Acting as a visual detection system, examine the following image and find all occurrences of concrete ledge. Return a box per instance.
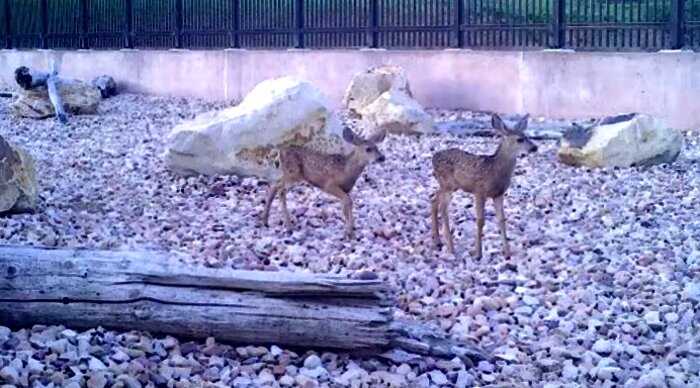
[0,49,697,129]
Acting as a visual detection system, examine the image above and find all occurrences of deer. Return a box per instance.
[430,113,537,259]
[262,127,386,240]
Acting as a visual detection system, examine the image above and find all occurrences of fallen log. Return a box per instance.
[15,65,67,124]
[11,65,101,123]
[0,246,488,364]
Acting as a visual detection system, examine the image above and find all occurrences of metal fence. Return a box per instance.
[1,0,698,51]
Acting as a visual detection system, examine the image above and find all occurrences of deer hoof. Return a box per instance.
[470,250,482,260]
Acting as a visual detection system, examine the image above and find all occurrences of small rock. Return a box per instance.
[87,372,108,388]
[303,354,322,369]
[638,369,667,388]
[477,361,495,373]
[428,370,448,385]
[455,371,475,388]
[270,345,283,357]
[644,311,664,330]
[88,357,108,371]
[0,366,19,385]
[562,364,579,381]
[593,339,613,355]
[0,327,11,343]
[279,375,295,386]
[522,295,540,306]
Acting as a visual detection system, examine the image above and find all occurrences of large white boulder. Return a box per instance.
[344,66,433,139]
[165,77,348,180]
[0,135,37,214]
[342,65,413,113]
[558,113,683,168]
[357,90,434,138]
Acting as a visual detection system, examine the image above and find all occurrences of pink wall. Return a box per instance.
[1,48,698,129]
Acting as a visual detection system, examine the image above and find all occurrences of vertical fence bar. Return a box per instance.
[551,0,565,48]
[175,0,183,48]
[670,0,685,49]
[454,0,463,47]
[231,0,239,47]
[80,0,89,49]
[3,0,11,49]
[125,0,133,48]
[370,0,379,47]
[296,0,304,48]
[40,0,48,48]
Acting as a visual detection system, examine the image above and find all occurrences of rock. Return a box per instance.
[270,345,283,357]
[279,374,295,386]
[455,371,475,388]
[91,75,118,99]
[0,366,19,385]
[477,361,495,373]
[117,374,142,388]
[562,363,579,381]
[0,135,38,214]
[644,311,664,330]
[592,339,613,355]
[0,326,10,343]
[357,90,434,138]
[11,77,102,119]
[683,282,700,303]
[558,113,683,168]
[343,65,413,113]
[638,369,668,388]
[522,295,540,306]
[597,366,622,380]
[295,374,319,388]
[165,76,348,180]
[371,371,406,387]
[27,357,44,373]
[303,354,322,369]
[428,370,448,385]
[88,356,108,370]
[87,372,108,388]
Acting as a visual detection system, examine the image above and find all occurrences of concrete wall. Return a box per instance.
[1,48,698,129]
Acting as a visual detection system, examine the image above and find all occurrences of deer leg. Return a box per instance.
[262,180,283,227]
[323,186,354,240]
[494,195,511,258]
[471,195,486,260]
[279,185,293,232]
[431,189,443,247]
[439,191,454,254]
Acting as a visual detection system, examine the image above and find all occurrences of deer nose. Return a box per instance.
[378,155,386,163]
[530,145,538,153]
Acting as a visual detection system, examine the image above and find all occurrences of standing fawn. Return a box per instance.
[262,127,386,240]
[431,113,537,259]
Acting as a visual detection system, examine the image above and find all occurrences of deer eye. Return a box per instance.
[517,138,526,143]
[366,147,373,152]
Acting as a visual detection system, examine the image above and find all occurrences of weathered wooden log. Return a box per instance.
[15,65,67,124]
[0,246,487,363]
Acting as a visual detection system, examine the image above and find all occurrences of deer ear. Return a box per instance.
[491,113,508,135]
[515,114,529,132]
[342,127,361,145]
[367,129,386,143]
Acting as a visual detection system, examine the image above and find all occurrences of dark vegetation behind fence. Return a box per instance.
[1,0,699,51]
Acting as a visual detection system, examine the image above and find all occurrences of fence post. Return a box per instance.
[124,0,133,48]
[551,0,565,49]
[454,0,464,48]
[175,0,183,48]
[3,0,11,49]
[296,0,304,48]
[40,0,48,49]
[231,0,240,48]
[370,0,379,48]
[80,0,89,49]
[670,0,686,49]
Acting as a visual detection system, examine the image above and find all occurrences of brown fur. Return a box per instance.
[262,127,386,239]
[431,113,537,259]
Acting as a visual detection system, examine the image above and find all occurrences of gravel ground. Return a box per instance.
[1,93,699,387]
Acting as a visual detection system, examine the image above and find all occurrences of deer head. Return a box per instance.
[491,113,538,155]
[342,127,386,164]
